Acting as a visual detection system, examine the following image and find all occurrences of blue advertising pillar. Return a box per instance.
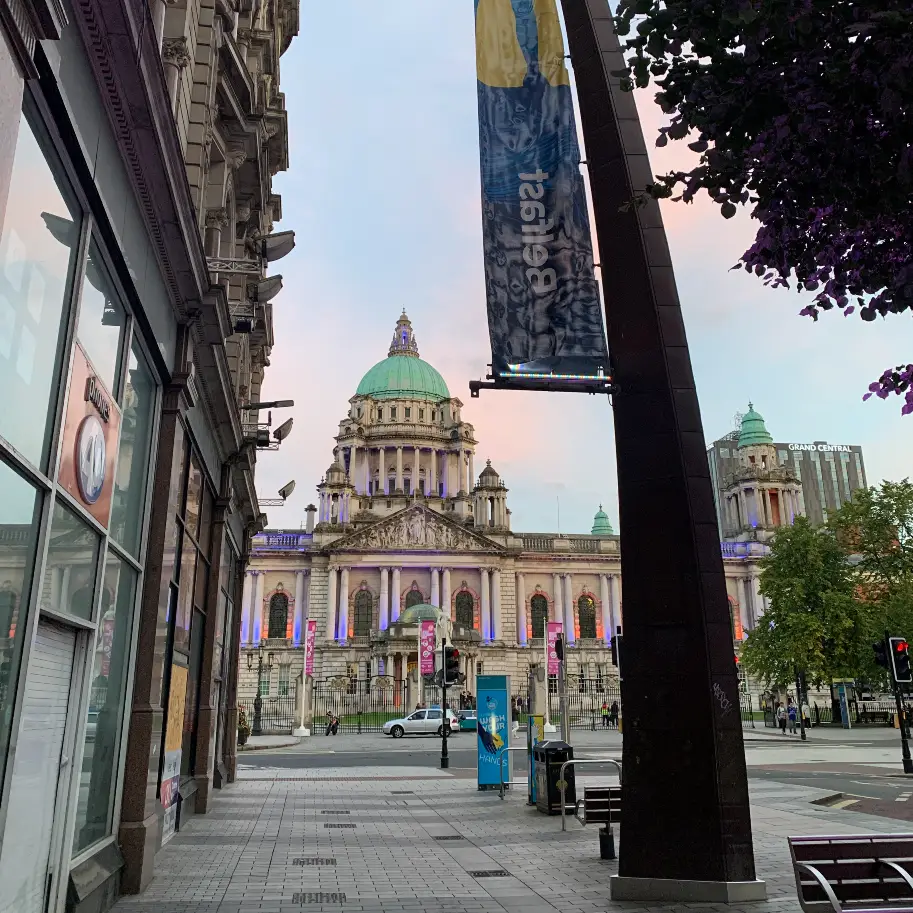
[477,675,510,791]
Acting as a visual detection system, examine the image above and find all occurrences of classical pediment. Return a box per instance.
[328,504,502,554]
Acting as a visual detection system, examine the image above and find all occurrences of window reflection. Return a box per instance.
[0,461,42,795]
[0,114,80,468]
[41,501,100,622]
[72,553,135,855]
[110,343,155,556]
[77,241,125,395]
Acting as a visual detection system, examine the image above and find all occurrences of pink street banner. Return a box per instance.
[304,619,317,675]
[547,622,563,675]
[420,620,436,675]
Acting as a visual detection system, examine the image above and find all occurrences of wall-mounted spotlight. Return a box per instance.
[251,275,283,304]
[262,230,296,263]
[273,418,293,443]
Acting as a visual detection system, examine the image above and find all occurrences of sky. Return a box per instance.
[256,1,912,536]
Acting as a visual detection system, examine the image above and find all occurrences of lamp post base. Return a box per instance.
[293,727,311,737]
[610,877,767,903]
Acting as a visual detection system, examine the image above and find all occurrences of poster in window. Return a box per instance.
[161,663,187,844]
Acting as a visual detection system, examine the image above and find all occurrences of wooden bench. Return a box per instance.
[574,786,621,827]
[789,834,913,913]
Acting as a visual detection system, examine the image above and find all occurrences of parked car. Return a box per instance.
[458,710,477,731]
[383,707,460,738]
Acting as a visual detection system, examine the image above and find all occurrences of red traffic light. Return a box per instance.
[734,654,740,664]
[896,641,909,653]
[451,648,460,659]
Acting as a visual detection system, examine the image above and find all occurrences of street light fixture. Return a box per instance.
[251,640,275,737]
[247,400,295,410]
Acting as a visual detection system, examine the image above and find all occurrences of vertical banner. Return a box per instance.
[161,663,188,844]
[474,0,609,380]
[547,621,562,675]
[304,619,317,675]
[476,674,510,790]
[419,620,436,676]
[528,713,545,804]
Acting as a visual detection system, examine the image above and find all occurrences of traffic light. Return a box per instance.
[610,637,618,667]
[444,645,461,685]
[890,637,912,683]
[874,640,889,669]
[555,634,565,662]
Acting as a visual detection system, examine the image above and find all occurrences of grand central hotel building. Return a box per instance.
[243,317,815,711]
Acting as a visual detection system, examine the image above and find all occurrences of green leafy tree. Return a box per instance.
[740,518,865,687]
[830,480,913,683]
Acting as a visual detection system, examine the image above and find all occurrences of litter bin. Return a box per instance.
[534,740,575,815]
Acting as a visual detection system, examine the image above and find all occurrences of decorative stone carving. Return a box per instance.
[205,208,229,229]
[227,145,247,170]
[162,36,192,69]
[330,505,501,553]
[235,200,252,224]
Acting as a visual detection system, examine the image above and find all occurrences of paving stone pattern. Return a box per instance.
[110,770,898,913]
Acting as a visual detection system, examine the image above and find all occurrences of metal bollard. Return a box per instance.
[599,826,616,859]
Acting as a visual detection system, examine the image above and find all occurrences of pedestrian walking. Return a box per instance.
[601,702,610,729]
[609,700,619,729]
[776,702,787,734]
[788,700,798,735]
[802,700,811,729]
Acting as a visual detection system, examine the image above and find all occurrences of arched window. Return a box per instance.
[405,589,424,610]
[530,594,548,638]
[577,595,597,639]
[455,591,474,627]
[268,592,289,639]
[353,590,373,637]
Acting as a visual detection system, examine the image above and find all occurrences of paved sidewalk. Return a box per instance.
[111,767,900,913]
[240,736,302,752]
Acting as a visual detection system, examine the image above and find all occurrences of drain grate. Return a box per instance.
[390,790,413,795]
[469,870,510,878]
[433,835,465,841]
[293,858,337,866]
[324,823,356,829]
[320,810,350,815]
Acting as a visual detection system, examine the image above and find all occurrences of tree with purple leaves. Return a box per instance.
[612,0,913,413]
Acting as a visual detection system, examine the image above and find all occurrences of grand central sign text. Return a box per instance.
[787,443,853,453]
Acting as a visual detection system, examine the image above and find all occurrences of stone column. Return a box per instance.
[253,572,265,644]
[430,568,440,607]
[395,447,404,492]
[563,574,575,643]
[552,573,563,625]
[491,568,502,641]
[480,568,491,641]
[742,577,754,631]
[516,573,527,645]
[241,571,253,644]
[430,450,437,496]
[414,446,420,494]
[391,567,401,621]
[600,574,611,646]
[379,568,390,629]
[162,36,191,112]
[379,446,386,495]
[338,567,350,643]
[442,568,452,619]
[469,452,475,491]
[294,570,306,645]
[326,567,338,640]
[752,574,764,624]
[458,448,465,493]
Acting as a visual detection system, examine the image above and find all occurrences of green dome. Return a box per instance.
[591,504,614,535]
[356,312,450,402]
[396,603,441,624]
[737,402,773,448]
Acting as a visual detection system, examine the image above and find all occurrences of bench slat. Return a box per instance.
[801,881,913,903]
[794,843,913,863]
[799,862,913,882]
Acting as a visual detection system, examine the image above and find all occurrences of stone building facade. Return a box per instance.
[0,0,298,908]
[242,315,769,714]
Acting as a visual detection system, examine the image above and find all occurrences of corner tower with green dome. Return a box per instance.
[318,312,482,528]
[717,403,802,543]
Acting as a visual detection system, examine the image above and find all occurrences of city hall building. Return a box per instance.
[242,315,771,718]
[0,0,298,910]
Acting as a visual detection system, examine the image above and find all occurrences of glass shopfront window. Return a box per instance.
[77,240,126,394]
[41,501,101,622]
[72,551,136,855]
[0,460,42,796]
[0,112,81,470]
[110,342,155,556]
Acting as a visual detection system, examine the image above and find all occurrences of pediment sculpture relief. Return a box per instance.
[332,505,500,553]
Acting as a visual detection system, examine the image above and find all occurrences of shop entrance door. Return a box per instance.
[0,620,78,913]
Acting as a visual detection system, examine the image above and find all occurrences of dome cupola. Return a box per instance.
[737,403,774,448]
[591,505,614,535]
[478,459,500,486]
[355,312,450,402]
